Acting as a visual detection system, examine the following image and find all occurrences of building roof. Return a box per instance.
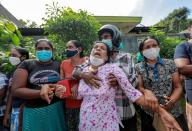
[94,16,142,34]
[19,28,46,36]
[0,3,25,28]
[129,26,165,34]
[19,16,143,36]
[19,26,159,36]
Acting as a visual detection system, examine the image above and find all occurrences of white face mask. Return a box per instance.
[143,48,160,60]
[9,57,21,66]
[90,55,105,66]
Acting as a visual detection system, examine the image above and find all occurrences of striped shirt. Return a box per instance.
[112,52,137,120]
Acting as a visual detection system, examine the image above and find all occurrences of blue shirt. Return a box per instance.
[174,42,192,104]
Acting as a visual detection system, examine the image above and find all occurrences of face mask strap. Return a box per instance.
[73,49,80,57]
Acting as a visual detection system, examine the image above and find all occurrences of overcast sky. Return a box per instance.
[1,0,192,26]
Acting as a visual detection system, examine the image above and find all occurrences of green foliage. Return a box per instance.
[0,18,23,74]
[149,27,183,59]
[0,36,37,74]
[22,37,36,58]
[43,2,101,60]
[0,18,22,49]
[155,7,191,33]
[149,27,166,42]
[0,51,15,74]
[160,37,183,59]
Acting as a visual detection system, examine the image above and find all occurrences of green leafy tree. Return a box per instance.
[43,2,101,60]
[155,7,191,33]
[0,18,22,49]
[0,18,23,74]
[149,27,183,59]
[22,37,36,58]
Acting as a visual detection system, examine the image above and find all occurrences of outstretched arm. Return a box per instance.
[113,65,182,130]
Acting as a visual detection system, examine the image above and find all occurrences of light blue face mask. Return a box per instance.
[118,42,124,50]
[102,39,113,50]
[36,50,53,62]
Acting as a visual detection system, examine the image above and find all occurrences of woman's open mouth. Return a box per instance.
[94,52,101,57]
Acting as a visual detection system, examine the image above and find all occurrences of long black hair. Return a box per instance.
[15,47,29,59]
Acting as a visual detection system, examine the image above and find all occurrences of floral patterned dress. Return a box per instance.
[78,63,142,131]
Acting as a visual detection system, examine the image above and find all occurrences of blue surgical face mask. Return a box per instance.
[36,50,53,62]
[102,39,113,50]
[118,42,124,49]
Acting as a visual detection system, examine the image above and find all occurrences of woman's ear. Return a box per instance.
[78,47,82,52]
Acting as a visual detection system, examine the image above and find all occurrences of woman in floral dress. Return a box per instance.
[77,41,182,131]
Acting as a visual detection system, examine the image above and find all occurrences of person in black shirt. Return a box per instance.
[11,39,66,131]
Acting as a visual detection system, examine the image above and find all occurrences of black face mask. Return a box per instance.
[65,50,78,58]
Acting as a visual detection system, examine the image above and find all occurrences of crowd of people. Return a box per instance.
[0,24,191,131]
